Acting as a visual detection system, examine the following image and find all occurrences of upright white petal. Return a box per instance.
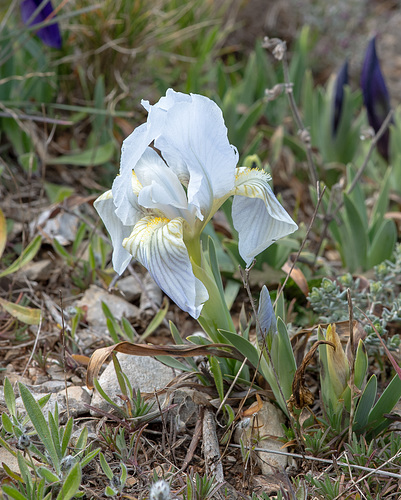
[113,101,172,225]
[135,147,194,223]
[94,191,133,274]
[142,88,191,113]
[232,168,298,265]
[123,216,208,318]
[154,94,238,220]
[113,123,150,225]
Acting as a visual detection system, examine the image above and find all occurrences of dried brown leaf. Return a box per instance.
[281,260,309,296]
[288,340,334,412]
[86,341,246,389]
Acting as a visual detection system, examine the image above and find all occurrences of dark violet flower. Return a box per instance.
[332,60,349,136]
[361,36,392,160]
[20,0,62,49]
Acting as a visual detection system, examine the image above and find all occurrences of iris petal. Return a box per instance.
[113,123,149,226]
[232,168,298,265]
[142,88,191,113]
[154,93,238,220]
[94,191,133,274]
[21,0,62,49]
[361,37,392,160]
[123,216,208,318]
[135,147,193,222]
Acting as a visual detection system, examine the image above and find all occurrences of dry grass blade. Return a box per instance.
[86,341,247,389]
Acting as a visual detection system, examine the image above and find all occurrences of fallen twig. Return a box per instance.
[203,408,224,483]
[228,444,401,480]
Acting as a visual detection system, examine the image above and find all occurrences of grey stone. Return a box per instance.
[16,390,67,422]
[139,274,162,311]
[46,363,67,381]
[116,275,142,302]
[71,419,98,444]
[234,401,287,475]
[29,380,67,393]
[18,259,52,281]
[171,388,199,432]
[76,285,140,326]
[57,386,91,418]
[15,385,91,424]
[90,353,177,416]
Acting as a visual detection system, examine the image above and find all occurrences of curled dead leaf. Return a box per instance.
[281,260,309,296]
[86,341,247,389]
[241,394,263,418]
[70,354,91,366]
[287,340,334,413]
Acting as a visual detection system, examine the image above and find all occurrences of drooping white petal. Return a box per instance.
[232,168,298,265]
[154,93,238,220]
[94,191,133,274]
[123,216,208,318]
[135,147,194,223]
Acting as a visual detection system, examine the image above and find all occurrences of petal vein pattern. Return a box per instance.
[232,168,298,265]
[123,216,208,317]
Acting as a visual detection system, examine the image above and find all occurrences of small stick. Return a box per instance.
[59,290,70,419]
[274,182,326,306]
[21,308,43,379]
[262,36,318,187]
[203,408,224,483]
[180,407,204,472]
[347,289,355,445]
[282,55,318,187]
[239,264,305,456]
[154,390,176,467]
[228,444,401,480]
[332,448,401,500]
[215,357,248,419]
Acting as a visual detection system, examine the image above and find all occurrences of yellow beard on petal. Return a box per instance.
[140,216,170,243]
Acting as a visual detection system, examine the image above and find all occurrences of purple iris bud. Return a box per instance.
[332,60,349,136]
[20,0,62,49]
[361,36,391,160]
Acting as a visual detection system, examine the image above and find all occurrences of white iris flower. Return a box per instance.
[95,89,297,318]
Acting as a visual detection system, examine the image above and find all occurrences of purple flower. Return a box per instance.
[361,36,391,160]
[332,60,349,136]
[20,0,62,49]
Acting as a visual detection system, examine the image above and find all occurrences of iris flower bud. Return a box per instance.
[361,37,392,160]
[256,286,277,347]
[332,60,349,136]
[20,0,62,49]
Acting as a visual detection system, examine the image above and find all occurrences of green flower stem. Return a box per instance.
[191,257,236,340]
[184,234,202,268]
